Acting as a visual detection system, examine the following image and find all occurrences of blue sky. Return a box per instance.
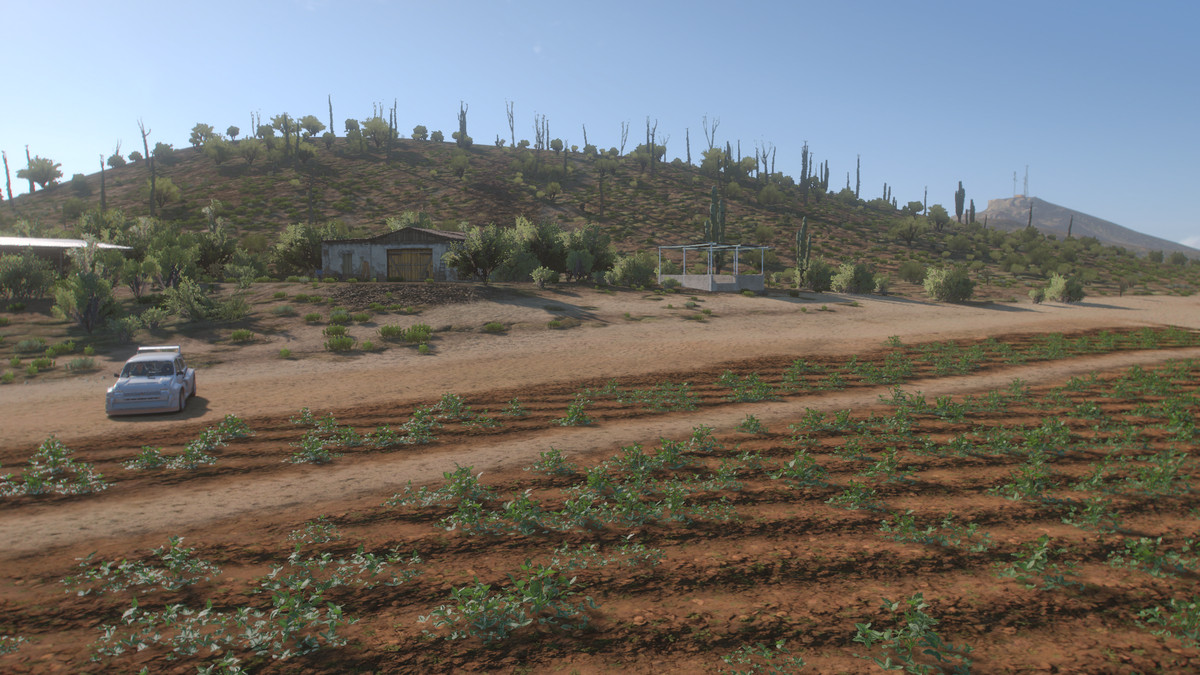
[3,0,1197,248]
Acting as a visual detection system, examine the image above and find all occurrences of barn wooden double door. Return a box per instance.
[387,249,432,281]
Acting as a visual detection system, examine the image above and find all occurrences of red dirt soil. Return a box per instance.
[1,290,1199,673]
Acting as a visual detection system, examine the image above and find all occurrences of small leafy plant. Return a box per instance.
[852,593,973,674]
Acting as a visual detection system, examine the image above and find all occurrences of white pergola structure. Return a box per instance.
[656,242,770,293]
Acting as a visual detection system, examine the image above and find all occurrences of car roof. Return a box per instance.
[125,352,180,363]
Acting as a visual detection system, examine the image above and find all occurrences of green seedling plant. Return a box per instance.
[719,638,806,674]
[0,435,109,497]
[289,516,342,544]
[419,561,596,643]
[527,447,579,477]
[826,480,882,511]
[62,536,221,595]
[386,465,496,508]
[502,398,528,417]
[880,511,994,553]
[554,395,593,426]
[861,447,916,483]
[93,541,421,667]
[1108,537,1198,578]
[548,537,665,570]
[399,405,442,444]
[737,414,767,434]
[0,635,26,655]
[852,593,973,674]
[689,425,723,453]
[1138,597,1200,647]
[716,370,778,402]
[769,450,828,487]
[1124,449,1191,495]
[989,449,1055,501]
[995,534,1080,590]
[124,445,167,470]
[1058,494,1123,532]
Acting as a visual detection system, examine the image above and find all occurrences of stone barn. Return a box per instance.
[320,227,467,281]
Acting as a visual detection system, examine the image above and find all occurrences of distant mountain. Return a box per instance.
[979,196,1198,257]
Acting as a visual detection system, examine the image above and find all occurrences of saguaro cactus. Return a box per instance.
[704,185,725,244]
[794,216,811,288]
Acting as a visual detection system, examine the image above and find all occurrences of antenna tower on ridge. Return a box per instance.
[1013,171,1017,197]
[1023,165,1029,198]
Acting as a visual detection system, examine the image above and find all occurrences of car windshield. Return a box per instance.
[121,361,174,378]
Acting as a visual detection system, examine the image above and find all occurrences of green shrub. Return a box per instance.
[272,291,287,299]
[15,337,45,353]
[403,323,433,343]
[278,348,293,359]
[352,312,372,323]
[328,309,351,325]
[325,335,356,352]
[378,324,403,340]
[1,372,14,384]
[923,267,975,302]
[272,304,297,317]
[482,322,505,333]
[530,266,559,289]
[361,340,376,351]
[1029,287,1046,304]
[139,306,170,330]
[898,260,926,284]
[45,340,75,357]
[29,356,54,371]
[417,343,431,355]
[66,357,95,372]
[805,259,834,292]
[605,251,657,287]
[9,356,20,368]
[830,262,876,294]
[874,274,891,295]
[230,329,254,343]
[323,325,347,337]
[304,312,322,323]
[0,316,8,326]
[1046,273,1085,303]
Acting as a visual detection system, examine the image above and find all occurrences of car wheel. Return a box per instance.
[178,388,187,413]
[190,379,197,399]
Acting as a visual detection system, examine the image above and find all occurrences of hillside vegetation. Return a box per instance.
[2,123,1198,301]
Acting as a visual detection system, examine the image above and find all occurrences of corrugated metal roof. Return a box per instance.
[0,236,131,250]
[324,227,467,245]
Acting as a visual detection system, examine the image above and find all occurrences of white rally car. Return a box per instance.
[106,346,197,416]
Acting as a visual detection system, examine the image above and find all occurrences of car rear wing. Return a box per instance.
[136,345,182,354]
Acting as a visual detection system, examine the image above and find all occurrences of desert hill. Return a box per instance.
[980,196,1198,257]
[0,135,1197,297]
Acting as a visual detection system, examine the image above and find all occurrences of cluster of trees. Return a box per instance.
[442,217,622,285]
[0,201,358,335]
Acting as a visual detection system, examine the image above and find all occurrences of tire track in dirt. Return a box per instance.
[3,345,1198,558]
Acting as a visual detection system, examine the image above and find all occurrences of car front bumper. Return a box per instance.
[106,393,176,416]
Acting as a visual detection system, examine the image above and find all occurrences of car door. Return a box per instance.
[175,356,194,396]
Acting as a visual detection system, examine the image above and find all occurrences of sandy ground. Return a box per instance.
[1,289,1196,557]
[4,288,1200,673]
[3,290,1196,450]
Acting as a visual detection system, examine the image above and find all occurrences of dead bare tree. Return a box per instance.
[702,114,719,150]
[99,155,106,213]
[138,119,156,217]
[2,150,13,205]
[619,121,629,155]
[506,100,515,147]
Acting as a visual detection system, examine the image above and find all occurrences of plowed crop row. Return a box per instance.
[2,327,1199,673]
